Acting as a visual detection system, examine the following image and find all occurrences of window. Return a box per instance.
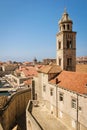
[67,58,72,66]
[70,41,72,48]
[67,40,72,49]
[67,40,70,49]
[63,24,65,30]
[67,24,69,30]
[71,99,76,109]
[58,41,61,49]
[50,88,53,96]
[78,106,82,111]
[59,58,61,66]
[43,85,46,92]
[59,93,64,101]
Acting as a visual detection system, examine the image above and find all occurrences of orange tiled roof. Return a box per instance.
[50,71,87,94]
[15,66,38,77]
[39,65,61,74]
[24,79,32,85]
[22,67,38,77]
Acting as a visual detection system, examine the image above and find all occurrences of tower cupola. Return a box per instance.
[59,10,73,32]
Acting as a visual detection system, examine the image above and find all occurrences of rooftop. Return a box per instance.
[38,65,61,74]
[15,66,38,77]
[50,71,87,95]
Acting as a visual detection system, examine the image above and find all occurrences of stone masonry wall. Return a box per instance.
[0,88,31,130]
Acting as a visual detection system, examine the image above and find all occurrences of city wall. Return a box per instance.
[0,88,31,130]
[26,100,43,130]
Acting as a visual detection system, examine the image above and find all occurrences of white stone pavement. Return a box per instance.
[32,103,71,130]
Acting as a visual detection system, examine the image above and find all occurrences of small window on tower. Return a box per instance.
[59,58,61,66]
[70,41,72,48]
[67,58,72,66]
[63,25,65,30]
[67,40,70,49]
[67,40,72,49]
[59,41,61,49]
[67,24,69,30]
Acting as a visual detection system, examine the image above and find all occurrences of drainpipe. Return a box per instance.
[56,78,58,117]
[77,93,79,130]
[32,80,35,100]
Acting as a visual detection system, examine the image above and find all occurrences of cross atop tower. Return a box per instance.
[64,7,67,13]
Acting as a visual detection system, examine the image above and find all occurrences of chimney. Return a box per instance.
[56,78,58,84]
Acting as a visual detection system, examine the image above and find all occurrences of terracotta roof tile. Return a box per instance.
[39,65,61,74]
[22,67,38,77]
[15,66,38,77]
[50,71,87,95]
[24,79,32,85]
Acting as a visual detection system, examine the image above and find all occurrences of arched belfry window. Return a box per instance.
[67,24,69,30]
[59,58,61,66]
[63,25,65,30]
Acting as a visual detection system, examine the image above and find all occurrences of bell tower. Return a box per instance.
[56,10,76,71]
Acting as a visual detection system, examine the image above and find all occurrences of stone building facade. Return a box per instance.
[33,68,87,130]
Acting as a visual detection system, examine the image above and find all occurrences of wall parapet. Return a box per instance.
[26,100,43,130]
[0,88,31,130]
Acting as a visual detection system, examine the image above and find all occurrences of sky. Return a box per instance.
[0,0,87,62]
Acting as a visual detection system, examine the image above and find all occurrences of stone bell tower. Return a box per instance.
[56,10,76,71]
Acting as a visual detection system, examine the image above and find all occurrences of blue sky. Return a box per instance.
[0,0,87,62]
